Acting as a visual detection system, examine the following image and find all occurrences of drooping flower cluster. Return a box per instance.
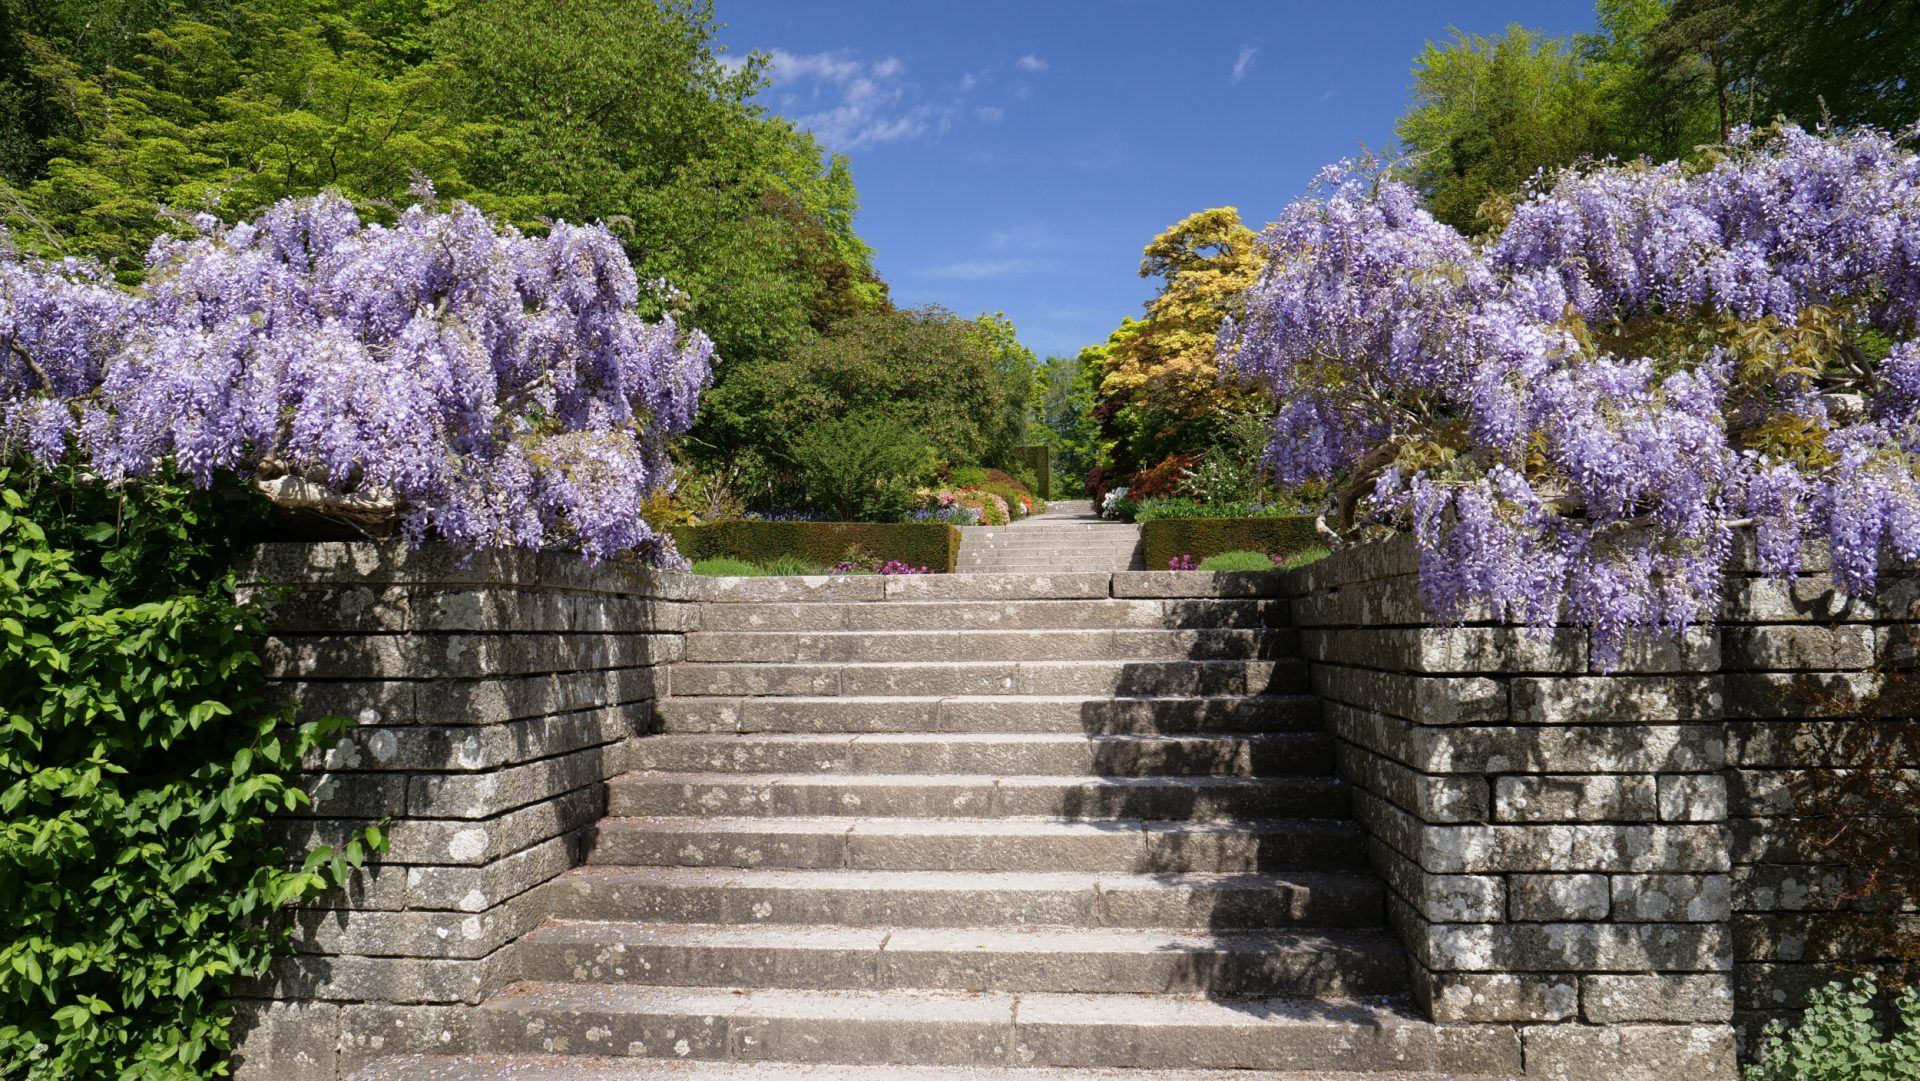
[0,195,714,563]
[1222,125,1920,662]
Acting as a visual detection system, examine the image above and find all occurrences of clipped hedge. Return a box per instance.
[1140,515,1320,570]
[671,521,962,573]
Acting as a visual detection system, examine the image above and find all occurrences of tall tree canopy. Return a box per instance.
[1394,0,1919,235]
[0,0,882,366]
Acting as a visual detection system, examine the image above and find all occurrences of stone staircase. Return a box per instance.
[957,499,1145,573]
[355,574,1517,1078]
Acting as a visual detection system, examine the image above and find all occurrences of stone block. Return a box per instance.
[337,1003,476,1071]
[1512,676,1722,725]
[1339,743,1490,822]
[405,745,613,819]
[1494,775,1658,823]
[1508,874,1610,921]
[1419,821,1731,875]
[1725,625,1875,672]
[1109,570,1286,598]
[1582,974,1733,1023]
[1612,874,1732,922]
[1422,921,1730,973]
[1327,702,1724,775]
[1724,671,1879,719]
[1417,972,1577,1023]
[1724,576,1875,622]
[1520,1022,1737,1081]
[1659,774,1728,822]
[1371,839,1506,923]
[1312,665,1508,726]
[1599,628,1721,674]
[230,1000,340,1081]
[1434,1023,1526,1072]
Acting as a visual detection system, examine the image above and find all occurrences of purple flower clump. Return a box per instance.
[1,195,714,565]
[1222,125,1920,665]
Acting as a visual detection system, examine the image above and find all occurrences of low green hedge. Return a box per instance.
[1140,515,1320,570]
[670,521,962,573]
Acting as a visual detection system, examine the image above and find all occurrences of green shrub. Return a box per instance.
[1745,976,1920,1080]
[0,464,372,1079]
[1275,546,1331,571]
[761,554,827,576]
[1197,550,1278,571]
[690,557,764,577]
[1140,515,1320,569]
[788,412,935,522]
[672,521,960,572]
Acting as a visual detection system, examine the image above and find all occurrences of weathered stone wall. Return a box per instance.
[1720,547,1920,1045]
[229,543,695,1080]
[1286,536,1919,1072]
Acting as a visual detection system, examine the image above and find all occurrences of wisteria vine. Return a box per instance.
[1222,124,1920,663]
[1,194,714,564]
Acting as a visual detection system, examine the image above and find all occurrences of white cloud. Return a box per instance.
[921,257,1060,280]
[975,106,1005,123]
[761,49,940,148]
[985,223,1063,251]
[1016,54,1049,73]
[1231,44,1258,84]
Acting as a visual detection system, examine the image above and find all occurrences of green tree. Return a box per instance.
[697,306,1019,505]
[1395,25,1616,233]
[436,0,880,365]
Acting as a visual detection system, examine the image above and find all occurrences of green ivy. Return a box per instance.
[0,463,376,1079]
[1746,976,1920,1081]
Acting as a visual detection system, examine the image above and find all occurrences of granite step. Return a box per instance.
[471,984,1507,1071]
[585,815,1371,873]
[694,571,1286,604]
[652,694,1322,735]
[625,732,1334,777]
[605,771,1349,821]
[545,867,1384,929]
[352,1055,1520,1081]
[665,659,1307,698]
[678,628,1294,664]
[517,921,1409,997]
[694,598,1287,632]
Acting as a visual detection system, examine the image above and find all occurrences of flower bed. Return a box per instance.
[669,521,961,573]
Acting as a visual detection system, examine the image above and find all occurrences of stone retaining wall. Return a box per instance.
[229,543,696,1080]
[1285,535,1919,1072]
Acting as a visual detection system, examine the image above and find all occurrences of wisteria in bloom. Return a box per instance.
[1222,124,1920,664]
[0,195,714,564]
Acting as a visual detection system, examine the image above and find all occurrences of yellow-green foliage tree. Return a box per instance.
[1090,206,1269,485]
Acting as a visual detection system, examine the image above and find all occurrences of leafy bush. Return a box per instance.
[0,465,372,1079]
[1744,976,1920,1081]
[787,412,935,522]
[1128,453,1199,501]
[700,307,1024,500]
[1197,550,1279,571]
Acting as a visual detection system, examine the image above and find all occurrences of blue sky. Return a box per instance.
[714,1,1600,358]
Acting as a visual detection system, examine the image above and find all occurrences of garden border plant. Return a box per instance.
[1140,515,1320,571]
[0,465,377,1079]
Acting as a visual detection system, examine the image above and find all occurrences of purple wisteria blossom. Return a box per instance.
[1,195,714,564]
[1223,125,1920,664]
